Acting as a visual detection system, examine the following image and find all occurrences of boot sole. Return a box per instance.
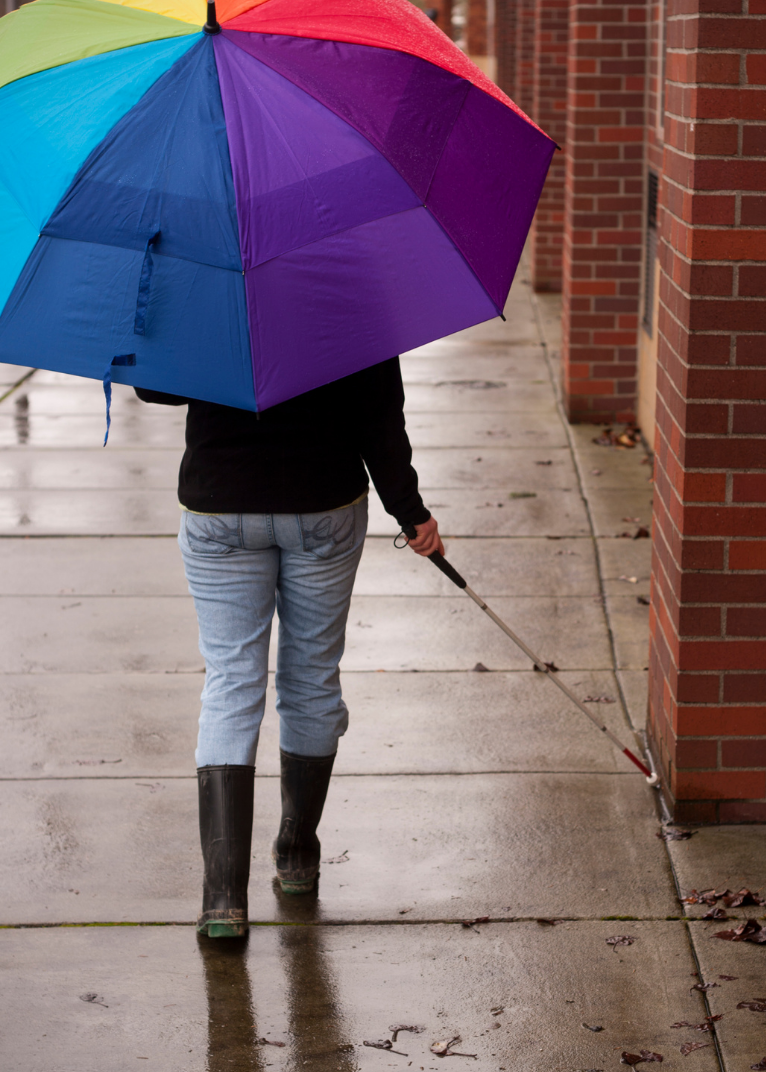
[197,919,248,938]
[278,877,316,895]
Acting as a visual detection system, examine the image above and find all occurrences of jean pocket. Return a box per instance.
[299,505,357,559]
[181,513,241,555]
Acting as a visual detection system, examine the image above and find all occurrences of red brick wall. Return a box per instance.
[529,0,569,291]
[435,0,453,39]
[560,0,648,422]
[515,0,536,113]
[495,0,518,96]
[467,0,489,56]
[648,0,766,823]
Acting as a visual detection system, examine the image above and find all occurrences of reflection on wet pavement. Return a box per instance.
[272,882,356,1072]
[14,392,29,445]
[197,884,355,1072]
[198,935,263,1072]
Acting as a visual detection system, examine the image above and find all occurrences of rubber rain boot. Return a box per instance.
[197,764,254,938]
[272,749,336,894]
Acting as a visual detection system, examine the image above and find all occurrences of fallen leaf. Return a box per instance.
[582,1023,604,1032]
[533,661,560,673]
[592,427,642,449]
[619,575,638,584]
[620,1053,644,1065]
[737,999,766,1012]
[431,1037,461,1055]
[750,1059,766,1070]
[637,595,650,605]
[721,887,766,908]
[714,919,766,943]
[79,993,108,1008]
[398,908,412,915]
[536,917,564,926]
[322,849,349,865]
[536,460,553,466]
[461,916,490,929]
[508,491,537,499]
[670,1016,722,1032]
[690,982,720,992]
[473,662,490,672]
[633,527,650,539]
[719,975,738,981]
[703,907,729,921]
[257,1038,286,1047]
[490,1006,505,1015]
[656,829,695,841]
[616,432,639,448]
[592,429,615,447]
[606,935,638,948]
[389,1024,424,1042]
[680,1042,710,1056]
[583,695,616,704]
[364,1039,408,1056]
[682,889,721,906]
[639,1052,663,1063]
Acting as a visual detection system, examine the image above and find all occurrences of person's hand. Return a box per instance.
[407,517,444,557]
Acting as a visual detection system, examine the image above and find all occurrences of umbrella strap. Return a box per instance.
[134,231,161,336]
[102,354,136,446]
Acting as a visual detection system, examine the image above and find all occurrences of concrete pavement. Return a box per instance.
[0,274,764,1071]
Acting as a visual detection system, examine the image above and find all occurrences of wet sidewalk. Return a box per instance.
[1,273,764,1071]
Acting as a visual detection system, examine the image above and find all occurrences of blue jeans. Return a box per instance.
[179,499,368,767]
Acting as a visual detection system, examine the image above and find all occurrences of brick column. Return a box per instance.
[467,0,488,57]
[649,0,766,822]
[529,0,569,291]
[495,0,518,98]
[561,0,648,422]
[514,0,536,114]
[434,0,453,39]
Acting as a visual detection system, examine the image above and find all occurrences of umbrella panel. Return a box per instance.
[0,37,254,410]
[0,33,199,314]
[221,30,470,204]
[0,0,197,91]
[213,33,420,270]
[246,205,497,410]
[427,85,556,310]
[221,30,555,311]
[45,38,241,272]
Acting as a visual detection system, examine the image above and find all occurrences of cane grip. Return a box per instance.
[401,525,468,590]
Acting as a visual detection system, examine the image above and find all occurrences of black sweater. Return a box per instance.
[135,357,430,527]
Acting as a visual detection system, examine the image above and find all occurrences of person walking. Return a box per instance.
[136,357,442,938]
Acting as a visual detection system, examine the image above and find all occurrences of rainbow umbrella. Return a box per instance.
[0,0,555,413]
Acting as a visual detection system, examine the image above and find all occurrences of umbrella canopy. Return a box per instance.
[0,0,555,411]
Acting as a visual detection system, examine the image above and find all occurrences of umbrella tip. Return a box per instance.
[203,1,221,33]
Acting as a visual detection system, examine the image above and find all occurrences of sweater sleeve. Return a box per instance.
[351,358,430,529]
[134,387,190,406]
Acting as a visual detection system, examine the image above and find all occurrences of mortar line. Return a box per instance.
[0,916,700,930]
[0,769,640,782]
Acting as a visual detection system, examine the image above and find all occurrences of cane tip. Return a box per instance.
[646,772,660,787]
